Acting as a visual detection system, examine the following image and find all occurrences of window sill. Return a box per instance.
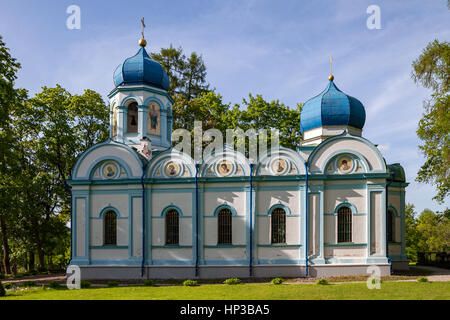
[90,245,128,249]
[324,243,367,247]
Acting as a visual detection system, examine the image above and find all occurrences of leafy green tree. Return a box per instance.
[405,204,419,261]
[0,35,28,274]
[415,209,450,252]
[412,39,450,203]
[238,94,302,150]
[151,45,210,100]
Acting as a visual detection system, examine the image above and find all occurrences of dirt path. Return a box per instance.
[411,265,450,282]
[2,274,66,284]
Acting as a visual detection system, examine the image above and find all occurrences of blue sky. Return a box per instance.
[1,0,449,214]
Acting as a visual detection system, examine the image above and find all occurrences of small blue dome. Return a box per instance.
[300,80,366,133]
[113,47,170,90]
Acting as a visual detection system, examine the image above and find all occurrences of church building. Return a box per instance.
[68,34,408,280]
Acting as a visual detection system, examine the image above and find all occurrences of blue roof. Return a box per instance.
[300,80,366,133]
[113,47,170,91]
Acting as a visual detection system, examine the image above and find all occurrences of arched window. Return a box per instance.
[338,206,352,243]
[387,209,395,242]
[271,208,286,244]
[165,209,179,245]
[218,208,232,244]
[127,101,138,133]
[104,211,117,245]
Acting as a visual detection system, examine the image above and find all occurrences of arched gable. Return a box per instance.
[147,148,195,178]
[72,140,144,180]
[200,144,250,177]
[307,131,386,174]
[119,94,143,107]
[213,204,238,217]
[255,146,305,176]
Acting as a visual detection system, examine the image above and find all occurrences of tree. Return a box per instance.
[405,204,419,261]
[415,209,450,252]
[238,94,302,150]
[0,35,27,274]
[411,39,450,203]
[151,45,210,100]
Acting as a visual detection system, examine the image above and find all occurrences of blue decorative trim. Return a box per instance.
[308,131,387,173]
[120,94,144,107]
[334,201,358,214]
[161,205,183,217]
[213,204,238,217]
[267,203,291,216]
[98,206,121,218]
[71,140,144,180]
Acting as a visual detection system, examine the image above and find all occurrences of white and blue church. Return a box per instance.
[68,37,409,280]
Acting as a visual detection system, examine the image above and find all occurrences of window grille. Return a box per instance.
[218,209,232,244]
[271,208,286,244]
[165,209,179,245]
[338,207,352,243]
[104,211,117,245]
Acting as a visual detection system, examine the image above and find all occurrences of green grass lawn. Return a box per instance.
[2,281,449,300]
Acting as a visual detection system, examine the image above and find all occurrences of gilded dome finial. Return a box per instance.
[139,17,147,47]
[328,55,334,81]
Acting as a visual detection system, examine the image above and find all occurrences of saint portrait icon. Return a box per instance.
[217,160,232,176]
[164,161,180,177]
[270,158,288,175]
[338,157,353,173]
[103,163,118,179]
[147,102,160,135]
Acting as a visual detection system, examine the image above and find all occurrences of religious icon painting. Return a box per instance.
[216,159,233,177]
[270,158,288,175]
[103,162,118,179]
[164,161,180,177]
[147,101,161,136]
[338,156,353,174]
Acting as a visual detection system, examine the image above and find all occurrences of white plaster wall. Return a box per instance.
[325,248,366,257]
[75,145,142,178]
[257,217,270,245]
[286,216,300,244]
[90,249,128,260]
[152,219,164,245]
[152,248,192,260]
[257,189,300,215]
[257,248,299,260]
[324,188,366,213]
[204,191,246,216]
[324,216,336,244]
[151,192,193,217]
[180,218,192,246]
[91,194,129,218]
[90,220,102,246]
[204,248,246,260]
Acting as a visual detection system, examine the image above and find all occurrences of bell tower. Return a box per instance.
[108,19,173,154]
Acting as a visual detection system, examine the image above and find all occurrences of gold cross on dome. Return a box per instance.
[141,17,146,39]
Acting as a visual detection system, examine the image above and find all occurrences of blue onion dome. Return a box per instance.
[300,78,366,133]
[113,45,170,90]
